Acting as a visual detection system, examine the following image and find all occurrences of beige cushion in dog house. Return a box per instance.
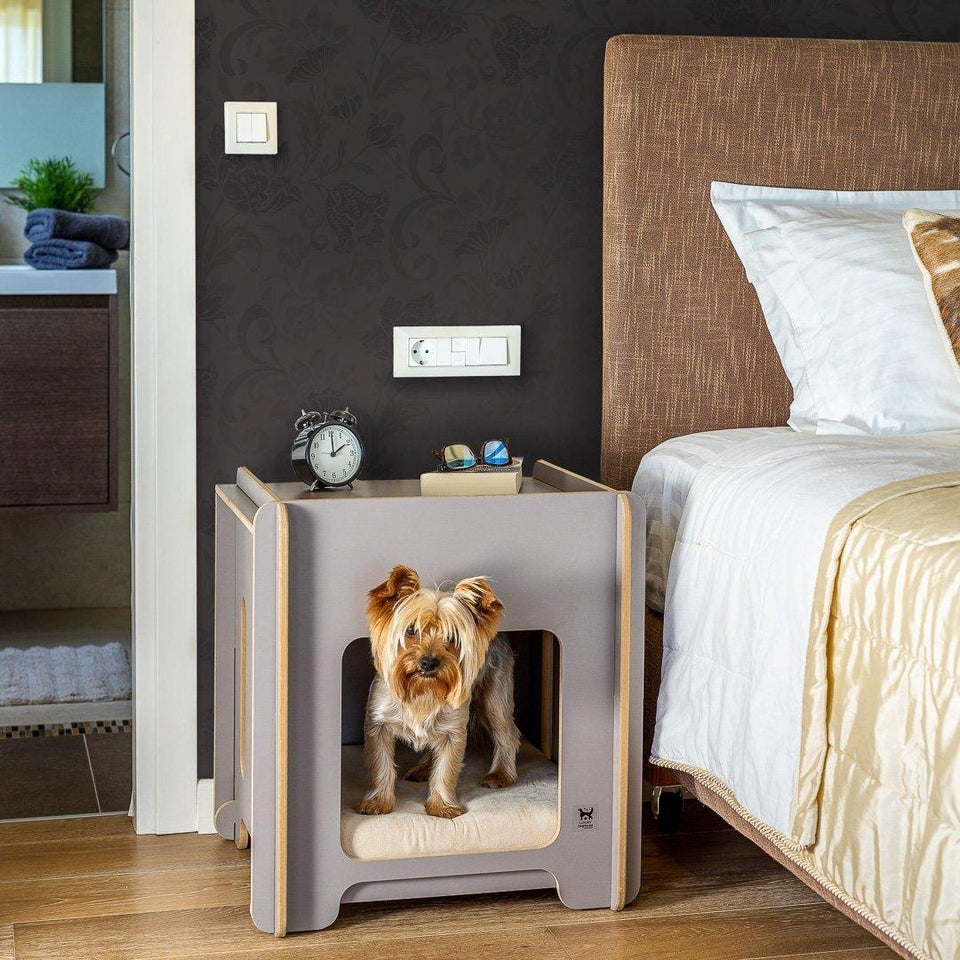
[340,742,559,861]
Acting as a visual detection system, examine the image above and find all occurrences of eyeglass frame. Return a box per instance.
[430,439,512,471]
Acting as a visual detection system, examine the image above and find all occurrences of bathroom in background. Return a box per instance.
[0,0,132,819]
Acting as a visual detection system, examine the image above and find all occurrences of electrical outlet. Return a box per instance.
[409,338,437,367]
[393,325,521,378]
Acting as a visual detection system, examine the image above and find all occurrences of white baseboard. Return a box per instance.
[196,779,216,834]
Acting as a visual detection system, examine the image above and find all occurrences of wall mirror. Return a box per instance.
[0,0,103,84]
[0,0,106,188]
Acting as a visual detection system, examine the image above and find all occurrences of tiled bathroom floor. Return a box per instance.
[0,732,131,820]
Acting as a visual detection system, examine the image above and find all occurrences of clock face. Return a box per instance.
[308,425,362,486]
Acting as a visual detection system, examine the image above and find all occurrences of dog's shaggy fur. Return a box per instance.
[355,565,521,819]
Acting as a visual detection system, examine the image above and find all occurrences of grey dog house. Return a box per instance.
[213,461,644,935]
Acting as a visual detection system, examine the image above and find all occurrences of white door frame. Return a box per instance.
[130,0,200,834]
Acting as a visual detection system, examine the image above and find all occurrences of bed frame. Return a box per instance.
[601,34,960,960]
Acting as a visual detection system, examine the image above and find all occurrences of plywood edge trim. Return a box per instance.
[612,492,632,910]
[215,485,255,533]
[238,465,281,505]
[274,503,289,937]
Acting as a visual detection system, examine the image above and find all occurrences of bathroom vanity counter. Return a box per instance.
[0,264,117,296]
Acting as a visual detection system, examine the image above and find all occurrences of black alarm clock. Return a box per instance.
[291,408,364,490]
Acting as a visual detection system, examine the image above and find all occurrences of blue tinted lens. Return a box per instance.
[483,440,509,465]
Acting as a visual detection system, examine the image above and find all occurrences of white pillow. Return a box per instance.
[744,205,960,435]
[711,182,960,432]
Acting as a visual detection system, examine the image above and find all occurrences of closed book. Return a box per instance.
[420,458,523,496]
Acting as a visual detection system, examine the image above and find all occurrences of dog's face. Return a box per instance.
[366,565,504,708]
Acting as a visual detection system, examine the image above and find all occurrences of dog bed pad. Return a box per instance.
[340,741,559,860]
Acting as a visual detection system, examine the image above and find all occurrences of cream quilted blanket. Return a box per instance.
[799,477,960,960]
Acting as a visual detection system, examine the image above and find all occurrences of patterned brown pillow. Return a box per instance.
[903,208,960,370]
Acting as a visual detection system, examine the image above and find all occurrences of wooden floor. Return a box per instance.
[0,802,897,960]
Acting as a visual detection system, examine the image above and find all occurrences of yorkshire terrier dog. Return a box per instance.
[355,565,521,819]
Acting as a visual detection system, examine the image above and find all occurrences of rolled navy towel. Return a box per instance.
[24,239,119,270]
[24,208,130,250]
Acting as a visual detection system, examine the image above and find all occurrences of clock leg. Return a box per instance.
[308,480,354,492]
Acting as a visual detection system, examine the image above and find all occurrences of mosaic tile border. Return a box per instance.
[0,719,131,739]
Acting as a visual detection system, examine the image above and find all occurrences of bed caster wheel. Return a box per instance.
[651,786,684,832]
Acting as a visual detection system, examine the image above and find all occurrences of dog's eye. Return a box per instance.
[445,635,457,647]
[405,624,417,637]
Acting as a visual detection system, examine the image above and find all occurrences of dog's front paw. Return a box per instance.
[480,769,517,789]
[354,793,395,816]
[424,797,467,819]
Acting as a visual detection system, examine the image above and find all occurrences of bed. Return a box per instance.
[602,35,960,960]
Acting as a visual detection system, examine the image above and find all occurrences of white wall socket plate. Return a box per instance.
[392,325,521,378]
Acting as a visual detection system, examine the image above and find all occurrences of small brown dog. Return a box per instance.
[355,565,521,819]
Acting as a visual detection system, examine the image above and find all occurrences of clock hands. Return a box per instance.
[323,434,349,457]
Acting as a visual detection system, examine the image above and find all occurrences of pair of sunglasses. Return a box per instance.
[432,439,511,470]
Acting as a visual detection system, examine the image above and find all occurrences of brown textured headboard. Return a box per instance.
[601,34,960,490]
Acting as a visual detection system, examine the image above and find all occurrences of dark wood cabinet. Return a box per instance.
[0,294,118,510]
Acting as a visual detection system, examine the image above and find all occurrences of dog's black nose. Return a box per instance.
[418,656,439,673]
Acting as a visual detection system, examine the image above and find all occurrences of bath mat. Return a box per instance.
[0,642,131,707]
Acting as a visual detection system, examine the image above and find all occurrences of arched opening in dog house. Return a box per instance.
[339,631,561,861]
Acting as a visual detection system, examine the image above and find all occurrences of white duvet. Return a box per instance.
[651,431,960,843]
[633,426,791,611]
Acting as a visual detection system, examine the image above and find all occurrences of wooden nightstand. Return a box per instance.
[213,460,644,935]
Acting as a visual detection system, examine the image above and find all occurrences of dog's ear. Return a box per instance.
[368,565,421,620]
[453,576,503,634]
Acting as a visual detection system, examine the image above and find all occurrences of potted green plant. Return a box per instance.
[6,156,99,213]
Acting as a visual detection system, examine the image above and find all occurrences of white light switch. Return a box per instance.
[479,337,508,365]
[224,101,278,155]
[392,325,521,377]
[236,112,269,143]
[236,112,253,142]
[249,112,268,142]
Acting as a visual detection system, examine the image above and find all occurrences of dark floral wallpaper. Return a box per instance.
[195,0,960,774]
